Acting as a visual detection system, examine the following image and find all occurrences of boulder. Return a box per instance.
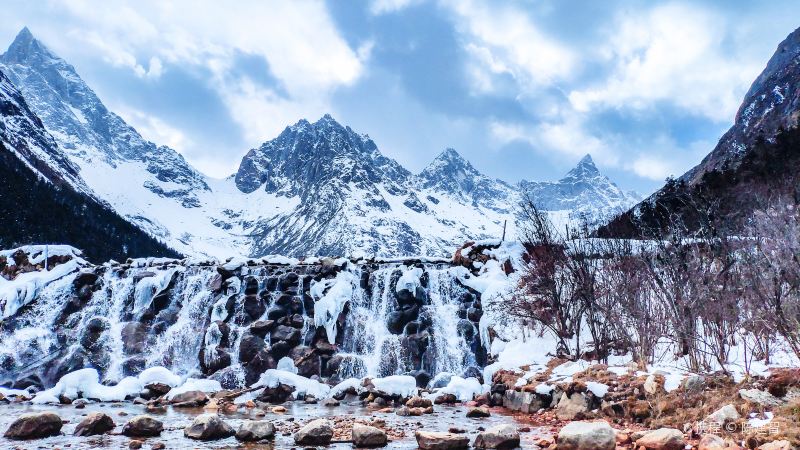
[257,383,295,403]
[243,295,265,320]
[143,382,171,398]
[415,431,470,450]
[466,406,491,418]
[698,434,726,450]
[635,428,685,450]
[757,441,793,450]
[184,414,235,441]
[122,415,163,437]
[556,392,589,420]
[556,421,616,450]
[250,320,275,338]
[739,389,785,407]
[121,322,148,354]
[435,393,458,405]
[170,390,209,407]
[238,331,266,364]
[270,325,301,344]
[74,412,115,436]
[236,420,276,442]
[294,419,333,446]
[322,398,340,406]
[352,423,388,448]
[473,424,520,449]
[643,374,662,394]
[705,404,740,425]
[406,396,433,408]
[4,412,63,440]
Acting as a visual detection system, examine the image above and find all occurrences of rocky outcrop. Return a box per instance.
[4,412,63,440]
[170,390,209,407]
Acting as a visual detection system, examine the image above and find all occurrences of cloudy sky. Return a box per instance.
[1,0,797,194]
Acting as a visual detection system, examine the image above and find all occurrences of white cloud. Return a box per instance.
[490,114,619,167]
[35,0,368,142]
[443,0,576,93]
[369,0,426,15]
[568,2,763,122]
[114,106,192,153]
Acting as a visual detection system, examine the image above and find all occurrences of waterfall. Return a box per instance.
[0,257,485,390]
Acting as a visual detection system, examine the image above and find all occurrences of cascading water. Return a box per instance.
[0,255,486,391]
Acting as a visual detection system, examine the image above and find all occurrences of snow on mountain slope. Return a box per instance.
[520,154,641,225]
[235,116,511,257]
[0,68,87,193]
[1,27,639,259]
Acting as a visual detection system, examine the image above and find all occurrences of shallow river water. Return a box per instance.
[0,401,551,449]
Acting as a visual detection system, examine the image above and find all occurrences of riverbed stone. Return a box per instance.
[635,428,685,450]
[473,424,520,449]
[406,396,433,408]
[4,412,63,440]
[466,406,491,418]
[257,383,295,403]
[556,421,615,450]
[415,430,470,450]
[184,414,235,441]
[122,415,163,437]
[170,390,209,407]
[236,420,275,441]
[74,412,115,436]
[352,422,388,447]
[294,418,333,445]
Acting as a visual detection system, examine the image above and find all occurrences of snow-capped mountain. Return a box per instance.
[683,26,800,185]
[521,154,641,224]
[0,68,179,261]
[235,116,509,257]
[600,26,800,238]
[416,148,516,214]
[1,27,639,259]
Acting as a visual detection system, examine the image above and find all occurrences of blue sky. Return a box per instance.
[1,0,798,194]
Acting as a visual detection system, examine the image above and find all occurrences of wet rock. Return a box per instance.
[143,382,171,397]
[266,306,288,320]
[122,415,163,437]
[556,392,589,421]
[473,424,520,449]
[352,423,387,448]
[322,398,340,407]
[466,406,491,418]
[408,369,432,388]
[170,390,209,407]
[243,295,265,321]
[635,428,685,450]
[129,440,143,449]
[73,399,87,408]
[121,322,148,354]
[4,412,63,440]
[387,305,419,334]
[250,320,276,338]
[184,414,235,441]
[74,412,115,436]
[415,430,470,450]
[270,325,301,345]
[236,420,275,442]
[151,443,166,450]
[238,330,267,364]
[396,406,426,416]
[257,383,295,403]
[290,346,320,378]
[294,418,333,446]
[435,393,458,405]
[269,340,293,359]
[502,390,547,413]
[556,421,615,450]
[406,396,433,408]
[201,346,232,375]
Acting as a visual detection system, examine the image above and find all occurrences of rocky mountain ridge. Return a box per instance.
[0,27,639,259]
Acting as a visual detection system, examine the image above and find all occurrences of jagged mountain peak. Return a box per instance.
[4,27,53,63]
[563,154,600,180]
[421,148,480,178]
